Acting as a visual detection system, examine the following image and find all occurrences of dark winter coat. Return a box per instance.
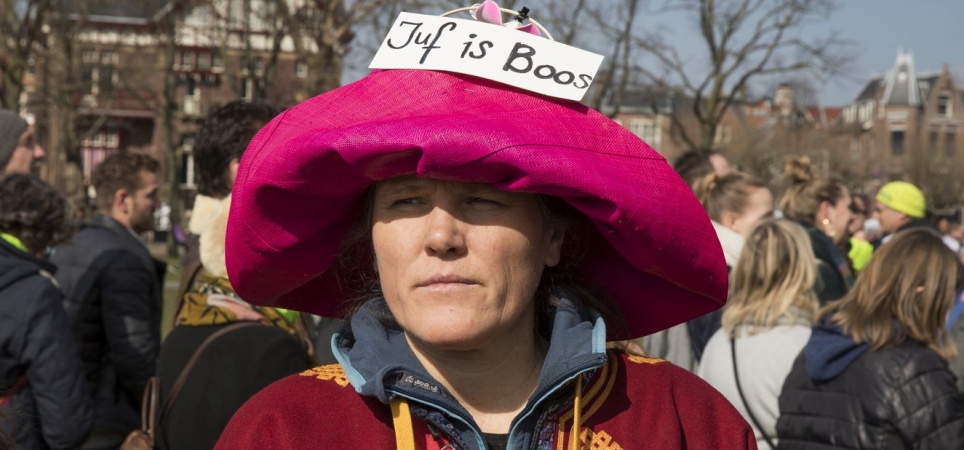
[0,239,92,449]
[156,324,311,450]
[799,222,853,304]
[873,219,938,250]
[50,214,166,440]
[777,323,964,449]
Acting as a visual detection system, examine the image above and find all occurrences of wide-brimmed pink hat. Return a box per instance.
[225,69,727,339]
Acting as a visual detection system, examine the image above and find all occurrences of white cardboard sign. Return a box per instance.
[369,12,604,101]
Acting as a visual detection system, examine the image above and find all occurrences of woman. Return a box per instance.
[777,229,964,448]
[0,174,91,449]
[215,6,754,449]
[696,172,774,264]
[697,220,819,449]
[644,172,773,367]
[156,101,314,450]
[780,157,854,303]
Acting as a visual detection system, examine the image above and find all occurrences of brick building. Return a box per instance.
[607,84,841,177]
[34,0,322,209]
[839,49,964,206]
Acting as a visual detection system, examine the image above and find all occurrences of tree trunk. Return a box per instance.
[162,21,182,258]
[699,120,716,150]
[313,44,343,95]
[2,63,24,110]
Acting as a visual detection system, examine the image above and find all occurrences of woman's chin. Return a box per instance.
[404,320,502,352]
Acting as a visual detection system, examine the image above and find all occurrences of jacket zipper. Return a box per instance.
[506,354,607,448]
[387,388,487,450]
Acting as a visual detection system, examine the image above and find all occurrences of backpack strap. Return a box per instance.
[159,321,264,419]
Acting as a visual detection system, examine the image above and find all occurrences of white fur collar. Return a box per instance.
[190,194,231,278]
[712,220,745,268]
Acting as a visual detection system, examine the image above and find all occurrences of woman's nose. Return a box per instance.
[423,207,467,258]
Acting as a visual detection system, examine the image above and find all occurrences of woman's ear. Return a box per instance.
[228,158,241,190]
[544,227,564,268]
[817,200,832,221]
[720,210,738,231]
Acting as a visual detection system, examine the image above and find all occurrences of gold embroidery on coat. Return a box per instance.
[626,354,664,365]
[300,364,350,387]
[580,429,623,450]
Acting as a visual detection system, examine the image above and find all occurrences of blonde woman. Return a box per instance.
[643,172,772,368]
[697,220,819,449]
[780,157,854,302]
[778,229,964,448]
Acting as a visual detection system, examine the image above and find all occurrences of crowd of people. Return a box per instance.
[663,149,964,448]
[2,4,964,449]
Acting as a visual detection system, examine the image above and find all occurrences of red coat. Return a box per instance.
[216,351,756,449]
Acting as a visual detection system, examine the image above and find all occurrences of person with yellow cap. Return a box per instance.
[873,181,933,247]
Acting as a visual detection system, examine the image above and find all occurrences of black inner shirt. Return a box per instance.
[482,432,509,449]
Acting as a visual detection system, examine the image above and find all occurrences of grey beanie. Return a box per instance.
[0,109,28,169]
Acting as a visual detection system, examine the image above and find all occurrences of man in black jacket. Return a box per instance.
[51,153,165,449]
[0,174,92,449]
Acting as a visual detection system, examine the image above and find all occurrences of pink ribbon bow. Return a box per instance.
[472,0,542,37]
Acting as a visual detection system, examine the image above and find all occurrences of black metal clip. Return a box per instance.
[515,6,530,23]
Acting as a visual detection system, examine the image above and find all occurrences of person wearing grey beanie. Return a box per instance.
[0,109,45,175]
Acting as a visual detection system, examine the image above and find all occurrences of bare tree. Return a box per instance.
[631,0,850,150]
[585,0,642,116]
[291,0,393,94]
[0,0,50,110]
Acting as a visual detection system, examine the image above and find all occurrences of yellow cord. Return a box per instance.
[391,397,416,450]
[570,377,582,450]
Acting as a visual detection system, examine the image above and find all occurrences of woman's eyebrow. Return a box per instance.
[377,183,427,198]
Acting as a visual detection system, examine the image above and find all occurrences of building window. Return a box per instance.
[946,132,956,158]
[186,5,209,26]
[198,53,211,70]
[105,131,119,148]
[82,49,98,63]
[212,52,224,71]
[98,66,115,90]
[228,0,244,27]
[182,51,195,70]
[890,130,905,156]
[100,51,118,65]
[938,94,952,117]
[858,102,872,123]
[180,136,196,188]
[254,57,265,76]
[184,78,201,116]
[628,118,660,150]
[930,131,940,157]
[241,78,254,101]
[295,60,308,78]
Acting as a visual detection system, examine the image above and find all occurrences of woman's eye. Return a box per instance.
[390,198,423,207]
[467,197,502,206]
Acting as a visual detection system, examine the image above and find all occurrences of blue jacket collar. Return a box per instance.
[805,317,869,382]
[331,293,608,447]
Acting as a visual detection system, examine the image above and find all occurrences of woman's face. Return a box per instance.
[822,188,853,244]
[371,177,563,351]
[729,187,773,238]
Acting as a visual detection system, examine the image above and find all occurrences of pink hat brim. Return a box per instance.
[226,70,727,339]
